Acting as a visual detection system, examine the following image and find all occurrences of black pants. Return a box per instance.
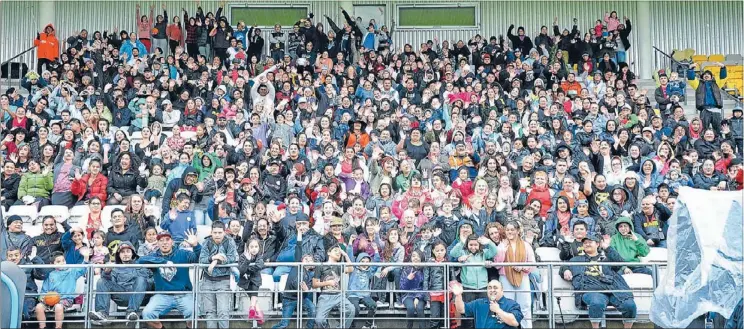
[429,301,444,329]
[214,48,228,67]
[169,40,179,55]
[700,108,723,135]
[186,43,199,57]
[37,58,54,74]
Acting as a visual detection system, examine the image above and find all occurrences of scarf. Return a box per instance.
[557,211,572,237]
[504,239,526,287]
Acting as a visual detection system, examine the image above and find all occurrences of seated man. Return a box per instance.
[452,279,523,329]
[632,196,672,248]
[89,241,152,325]
[610,216,652,275]
[139,230,201,329]
[560,234,637,329]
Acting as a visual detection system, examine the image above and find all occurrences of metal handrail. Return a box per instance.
[0,46,36,68]
[652,46,684,67]
[17,260,668,328]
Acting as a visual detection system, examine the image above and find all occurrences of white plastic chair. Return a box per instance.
[640,247,668,263]
[68,205,90,225]
[37,205,70,223]
[623,273,654,314]
[536,247,561,262]
[5,205,38,223]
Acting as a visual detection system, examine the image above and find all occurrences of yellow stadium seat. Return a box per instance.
[692,55,709,63]
[708,54,725,62]
[704,66,721,77]
[726,65,744,74]
[728,71,743,80]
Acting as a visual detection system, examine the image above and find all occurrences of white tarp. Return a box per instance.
[650,187,744,328]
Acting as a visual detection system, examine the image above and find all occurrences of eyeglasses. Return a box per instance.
[90,202,101,205]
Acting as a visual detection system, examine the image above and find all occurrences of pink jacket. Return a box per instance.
[494,240,536,276]
[136,7,154,39]
[604,13,620,32]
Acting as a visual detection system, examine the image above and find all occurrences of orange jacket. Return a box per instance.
[34,24,59,61]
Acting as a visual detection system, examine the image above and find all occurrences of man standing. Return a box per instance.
[687,62,728,134]
[139,230,202,329]
[453,279,524,329]
[89,241,152,325]
[312,244,355,328]
[560,233,637,329]
[34,24,59,74]
[198,221,238,329]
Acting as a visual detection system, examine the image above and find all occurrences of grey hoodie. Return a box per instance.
[104,241,152,286]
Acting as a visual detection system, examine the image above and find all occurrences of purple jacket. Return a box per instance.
[399,266,426,302]
[342,177,371,200]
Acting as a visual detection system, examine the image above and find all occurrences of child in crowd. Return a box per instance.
[377,206,398,237]
[35,251,89,329]
[89,230,109,275]
[239,238,265,324]
[61,226,88,265]
[433,200,461,246]
[424,241,450,329]
[138,226,160,256]
[348,251,380,328]
[143,163,166,204]
[353,218,383,257]
[570,199,597,233]
[374,228,405,306]
[160,193,197,244]
[400,250,426,329]
[411,223,441,260]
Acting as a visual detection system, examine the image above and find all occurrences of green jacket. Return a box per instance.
[18,172,54,198]
[450,240,497,289]
[192,152,222,181]
[610,216,650,266]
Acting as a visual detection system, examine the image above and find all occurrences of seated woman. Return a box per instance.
[71,159,108,205]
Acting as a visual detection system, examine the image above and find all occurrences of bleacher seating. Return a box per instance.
[37,205,70,223]
[708,54,725,63]
[68,205,90,225]
[7,205,37,224]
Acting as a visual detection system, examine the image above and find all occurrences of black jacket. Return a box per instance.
[507,25,534,54]
[30,221,69,263]
[632,203,672,243]
[1,173,21,203]
[161,166,203,217]
[281,240,314,300]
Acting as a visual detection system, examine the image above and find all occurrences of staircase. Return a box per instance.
[635,78,741,118]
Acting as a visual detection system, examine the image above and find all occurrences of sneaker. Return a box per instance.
[127,312,139,323]
[88,311,109,325]
[248,307,257,319]
[394,302,404,309]
[375,301,389,308]
[256,308,265,325]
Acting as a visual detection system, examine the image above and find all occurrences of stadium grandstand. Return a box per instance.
[0,0,742,328]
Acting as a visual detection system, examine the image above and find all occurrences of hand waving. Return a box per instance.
[185,229,199,247]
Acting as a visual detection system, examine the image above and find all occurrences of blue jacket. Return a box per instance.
[40,265,87,301]
[399,266,426,303]
[119,40,148,60]
[61,230,87,265]
[464,297,523,329]
[160,209,197,243]
[137,244,202,292]
[347,252,379,298]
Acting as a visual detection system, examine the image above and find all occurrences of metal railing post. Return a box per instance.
[84,265,95,328]
[192,264,199,329]
[444,262,450,329]
[547,264,555,329]
[297,263,303,329]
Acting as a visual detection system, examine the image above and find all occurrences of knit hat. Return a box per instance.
[6,215,22,227]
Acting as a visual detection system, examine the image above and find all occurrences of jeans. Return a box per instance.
[429,301,444,329]
[315,294,355,329]
[142,294,194,321]
[616,51,627,64]
[372,268,401,302]
[582,293,636,323]
[95,276,149,314]
[349,296,376,327]
[200,279,232,328]
[271,49,285,63]
[273,297,315,329]
[403,298,426,329]
[500,276,533,328]
[143,189,162,202]
[624,266,653,276]
[272,266,293,282]
[198,45,211,60]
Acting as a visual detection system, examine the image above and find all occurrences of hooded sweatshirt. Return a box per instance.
[348,252,379,298]
[610,217,650,265]
[161,166,202,217]
[35,24,60,61]
[104,241,152,287]
[449,239,497,289]
[137,243,202,292]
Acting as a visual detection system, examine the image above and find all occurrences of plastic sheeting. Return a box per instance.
[650,187,744,328]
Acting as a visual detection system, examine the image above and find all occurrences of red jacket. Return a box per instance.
[71,173,109,203]
[527,185,553,217]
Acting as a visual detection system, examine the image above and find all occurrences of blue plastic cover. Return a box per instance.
[650,187,744,328]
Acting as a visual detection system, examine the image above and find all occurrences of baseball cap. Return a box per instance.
[156,232,172,240]
[582,233,601,243]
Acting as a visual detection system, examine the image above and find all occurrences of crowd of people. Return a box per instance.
[0,2,742,329]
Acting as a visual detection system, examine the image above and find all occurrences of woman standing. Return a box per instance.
[166,14,184,55]
[492,221,535,328]
[51,148,79,208]
[135,4,155,51]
